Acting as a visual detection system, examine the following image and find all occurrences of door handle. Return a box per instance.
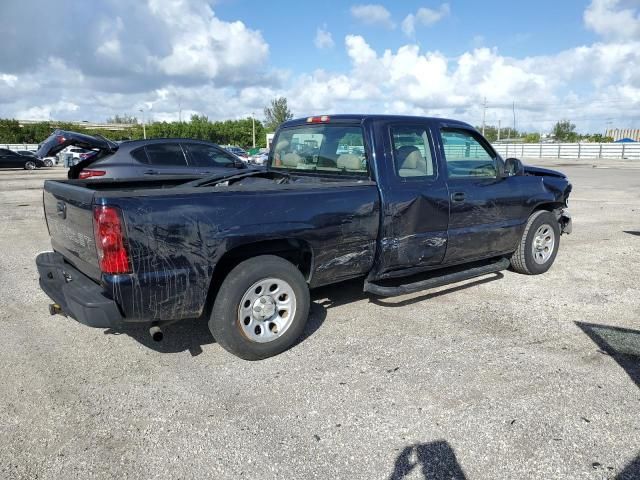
[144,169,158,175]
[451,192,466,203]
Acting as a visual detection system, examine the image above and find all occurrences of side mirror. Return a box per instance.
[235,159,247,169]
[504,157,524,177]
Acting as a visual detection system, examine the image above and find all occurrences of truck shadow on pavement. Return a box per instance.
[575,322,640,479]
[106,272,503,357]
[388,441,467,480]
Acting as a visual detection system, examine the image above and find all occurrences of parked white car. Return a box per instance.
[250,149,269,166]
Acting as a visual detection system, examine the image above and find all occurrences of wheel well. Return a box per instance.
[202,239,313,317]
[533,202,564,214]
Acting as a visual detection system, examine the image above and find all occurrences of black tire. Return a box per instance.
[511,210,561,275]
[209,255,310,360]
[44,159,53,167]
[24,161,36,170]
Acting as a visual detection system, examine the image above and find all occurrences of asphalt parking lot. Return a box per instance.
[0,162,639,480]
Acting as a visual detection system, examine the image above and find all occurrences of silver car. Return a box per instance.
[38,130,248,179]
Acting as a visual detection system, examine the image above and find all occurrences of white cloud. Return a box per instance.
[0,74,18,88]
[147,0,269,80]
[0,0,639,133]
[315,26,335,49]
[584,0,640,40]
[402,4,450,36]
[351,4,395,29]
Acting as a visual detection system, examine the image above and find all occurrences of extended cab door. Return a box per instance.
[372,120,450,279]
[434,125,523,263]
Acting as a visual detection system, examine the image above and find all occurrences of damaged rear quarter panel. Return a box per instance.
[100,183,380,321]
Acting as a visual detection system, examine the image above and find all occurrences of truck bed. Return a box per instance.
[42,171,381,322]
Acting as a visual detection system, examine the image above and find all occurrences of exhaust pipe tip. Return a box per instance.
[149,325,163,342]
[49,303,63,316]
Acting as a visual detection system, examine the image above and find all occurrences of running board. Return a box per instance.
[363,257,510,297]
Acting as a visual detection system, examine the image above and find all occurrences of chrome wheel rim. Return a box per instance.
[532,224,555,264]
[25,161,36,170]
[237,277,296,343]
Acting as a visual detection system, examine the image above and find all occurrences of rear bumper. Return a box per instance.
[36,251,123,328]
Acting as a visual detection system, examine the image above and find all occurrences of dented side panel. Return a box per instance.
[99,185,380,321]
[367,118,451,279]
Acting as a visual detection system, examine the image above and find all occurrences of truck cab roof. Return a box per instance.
[281,114,475,129]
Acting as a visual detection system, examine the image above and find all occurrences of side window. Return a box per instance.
[130,147,149,164]
[390,125,436,178]
[144,143,187,167]
[185,144,236,167]
[441,129,497,178]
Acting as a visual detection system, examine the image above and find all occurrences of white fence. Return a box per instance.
[0,144,39,151]
[493,142,640,160]
[3,142,640,160]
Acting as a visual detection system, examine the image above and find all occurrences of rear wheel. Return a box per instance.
[24,161,36,170]
[209,255,310,360]
[511,210,560,275]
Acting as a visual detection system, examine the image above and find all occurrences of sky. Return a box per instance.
[0,0,639,133]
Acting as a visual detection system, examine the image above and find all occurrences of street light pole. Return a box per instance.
[252,113,256,148]
[139,109,146,139]
[481,97,487,137]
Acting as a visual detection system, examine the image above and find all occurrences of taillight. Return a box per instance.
[79,170,106,179]
[306,115,330,123]
[93,205,131,274]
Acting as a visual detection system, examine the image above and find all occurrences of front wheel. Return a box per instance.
[511,210,561,275]
[43,159,53,167]
[24,161,36,170]
[209,255,310,360]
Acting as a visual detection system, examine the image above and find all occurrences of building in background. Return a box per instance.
[606,128,640,142]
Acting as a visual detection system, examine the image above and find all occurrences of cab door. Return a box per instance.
[372,120,450,279]
[435,125,524,263]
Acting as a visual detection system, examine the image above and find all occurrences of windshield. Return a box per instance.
[271,124,368,176]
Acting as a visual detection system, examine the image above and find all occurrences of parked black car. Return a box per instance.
[37,130,248,179]
[0,148,45,169]
[16,150,55,167]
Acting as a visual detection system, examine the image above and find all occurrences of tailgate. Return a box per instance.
[43,180,101,281]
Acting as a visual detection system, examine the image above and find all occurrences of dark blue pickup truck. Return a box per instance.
[36,115,572,360]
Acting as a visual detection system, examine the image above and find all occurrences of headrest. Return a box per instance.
[396,146,422,169]
[337,154,363,170]
[281,152,301,167]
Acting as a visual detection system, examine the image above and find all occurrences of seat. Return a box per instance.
[396,146,430,177]
[281,152,302,167]
[337,154,364,172]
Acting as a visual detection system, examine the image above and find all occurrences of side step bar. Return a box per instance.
[364,257,510,297]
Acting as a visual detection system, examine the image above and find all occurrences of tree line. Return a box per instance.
[0,97,296,147]
[1,97,615,146]
[0,116,269,148]
[477,120,614,143]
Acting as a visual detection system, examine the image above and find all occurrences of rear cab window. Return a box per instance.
[271,124,368,176]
